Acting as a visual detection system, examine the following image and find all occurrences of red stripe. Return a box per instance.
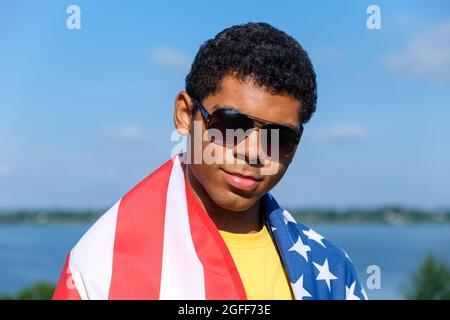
[108,159,174,299]
[53,253,82,300]
[185,180,247,300]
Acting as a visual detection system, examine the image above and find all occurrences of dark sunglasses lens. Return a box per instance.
[208,109,254,145]
[261,124,299,158]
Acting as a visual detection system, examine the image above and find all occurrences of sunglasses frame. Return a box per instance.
[192,99,303,158]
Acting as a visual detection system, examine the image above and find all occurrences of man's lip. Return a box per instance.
[221,169,261,191]
[220,168,263,181]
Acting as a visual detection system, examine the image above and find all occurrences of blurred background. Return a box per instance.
[0,0,449,299]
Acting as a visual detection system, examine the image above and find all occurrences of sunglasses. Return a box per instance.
[193,99,303,159]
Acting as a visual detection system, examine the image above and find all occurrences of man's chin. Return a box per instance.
[211,190,261,212]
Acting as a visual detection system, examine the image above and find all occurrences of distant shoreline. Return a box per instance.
[1,207,449,225]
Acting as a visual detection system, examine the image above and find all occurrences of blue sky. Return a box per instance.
[0,0,449,210]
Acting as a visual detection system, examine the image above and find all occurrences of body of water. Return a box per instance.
[1,223,449,299]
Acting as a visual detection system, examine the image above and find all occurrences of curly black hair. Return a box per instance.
[185,22,317,124]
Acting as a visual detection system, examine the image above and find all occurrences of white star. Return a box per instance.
[313,259,338,290]
[288,236,311,262]
[345,282,361,300]
[271,226,277,232]
[303,228,326,247]
[282,210,297,225]
[291,275,311,300]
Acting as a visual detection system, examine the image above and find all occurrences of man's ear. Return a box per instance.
[174,91,194,135]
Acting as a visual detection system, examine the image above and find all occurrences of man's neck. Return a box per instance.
[184,164,263,234]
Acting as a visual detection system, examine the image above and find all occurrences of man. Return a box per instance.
[53,22,367,300]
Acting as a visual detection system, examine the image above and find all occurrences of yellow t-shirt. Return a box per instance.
[219,225,294,300]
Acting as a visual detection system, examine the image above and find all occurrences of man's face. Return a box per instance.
[181,75,302,212]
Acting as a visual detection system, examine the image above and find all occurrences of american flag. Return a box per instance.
[53,156,367,300]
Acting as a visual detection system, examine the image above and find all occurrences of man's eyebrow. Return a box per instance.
[211,104,237,112]
[212,104,300,132]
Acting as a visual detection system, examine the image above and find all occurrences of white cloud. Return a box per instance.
[105,124,146,141]
[150,47,192,72]
[325,123,367,141]
[382,20,450,82]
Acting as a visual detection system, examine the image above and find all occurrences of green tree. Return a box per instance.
[403,253,450,300]
[0,282,55,300]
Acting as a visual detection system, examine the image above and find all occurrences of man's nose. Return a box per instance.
[234,129,265,165]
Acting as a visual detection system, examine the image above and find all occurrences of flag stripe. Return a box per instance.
[159,157,206,299]
[185,180,247,299]
[69,263,89,300]
[108,160,172,299]
[69,200,119,299]
[53,254,82,300]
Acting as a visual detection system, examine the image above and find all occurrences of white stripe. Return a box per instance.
[68,264,88,300]
[69,200,120,300]
[159,157,206,299]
